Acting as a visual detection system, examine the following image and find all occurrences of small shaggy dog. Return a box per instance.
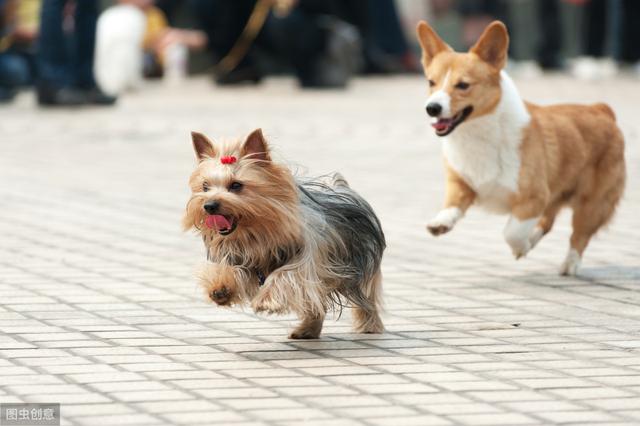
[183,129,386,339]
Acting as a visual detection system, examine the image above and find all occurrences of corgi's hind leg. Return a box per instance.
[561,194,620,276]
[561,151,625,276]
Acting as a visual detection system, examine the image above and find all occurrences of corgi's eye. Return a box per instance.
[202,182,210,192]
[455,81,470,90]
[229,181,243,192]
[428,80,436,88]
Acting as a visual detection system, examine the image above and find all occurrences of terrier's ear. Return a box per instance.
[416,21,452,66]
[470,21,509,70]
[191,131,216,161]
[241,128,270,162]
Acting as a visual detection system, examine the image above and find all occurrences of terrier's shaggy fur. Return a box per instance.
[183,129,385,339]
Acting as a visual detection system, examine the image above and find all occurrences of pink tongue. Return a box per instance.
[205,215,231,230]
[432,119,452,131]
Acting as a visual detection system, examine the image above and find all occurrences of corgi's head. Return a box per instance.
[416,20,509,136]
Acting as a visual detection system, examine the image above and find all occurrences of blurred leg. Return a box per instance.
[0,53,31,87]
[621,0,640,63]
[268,8,325,85]
[537,0,562,69]
[189,0,256,63]
[584,0,607,57]
[369,0,408,56]
[36,0,69,89]
[0,53,31,101]
[189,0,261,83]
[73,0,98,89]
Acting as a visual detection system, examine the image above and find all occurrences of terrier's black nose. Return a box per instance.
[203,201,220,214]
[426,102,442,117]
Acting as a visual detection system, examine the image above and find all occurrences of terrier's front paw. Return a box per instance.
[198,263,238,306]
[289,329,320,340]
[208,286,232,305]
[426,208,461,236]
[251,288,286,315]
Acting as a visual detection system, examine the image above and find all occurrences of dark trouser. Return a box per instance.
[0,53,31,100]
[189,0,330,80]
[620,0,640,62]
[537,0,562,69]
[37,0,98,90]
[188,0,258,69]
[369,0,408,56]
[584,0,607,57]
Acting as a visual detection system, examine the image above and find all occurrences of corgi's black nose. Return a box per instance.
[203,201,220,214]
[426,102,442,117]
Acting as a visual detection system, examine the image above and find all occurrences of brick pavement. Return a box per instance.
[0,75,639,425]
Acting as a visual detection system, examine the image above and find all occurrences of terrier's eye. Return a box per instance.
[202,182,210,192]
[229,181,243,192]
[428,79,436,88]
[455,81,470,90]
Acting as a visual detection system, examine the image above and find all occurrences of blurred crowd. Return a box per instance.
[433,0,640,79]
[0,0,638,107]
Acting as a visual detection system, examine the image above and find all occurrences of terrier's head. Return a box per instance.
[416,20,509,136]
[183,129,301,264]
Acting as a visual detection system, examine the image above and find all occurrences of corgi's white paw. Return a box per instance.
[504,216,539,260]
[528,226,544,249]
[509,238,532,260]
[427,207,461,236]
[559,249,581,276]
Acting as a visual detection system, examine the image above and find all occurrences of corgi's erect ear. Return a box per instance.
[191,131,216,160]
[416,21,451,66]
[241,128,270,162]
[470,21,509,70]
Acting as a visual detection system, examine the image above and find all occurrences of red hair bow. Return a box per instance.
[220,156,237,165]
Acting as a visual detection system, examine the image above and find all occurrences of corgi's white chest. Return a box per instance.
[441,72,531,215]
[444,136,519,214]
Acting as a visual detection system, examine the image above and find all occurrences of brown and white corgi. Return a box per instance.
[416,20,626,275]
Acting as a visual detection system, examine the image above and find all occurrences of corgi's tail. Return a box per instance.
[593,103,616,121]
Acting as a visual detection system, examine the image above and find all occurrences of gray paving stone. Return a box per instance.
[1,75,638,425]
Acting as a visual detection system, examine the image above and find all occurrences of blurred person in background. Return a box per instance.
[456,0,510,50]
[92,0,206,95]
[190,0,361,88]
[36,0,115,106]
[126,0,206,79]
[570,0,619,79]
[342,0,419,74]
[0,0,38,102]
[189,0,414,88]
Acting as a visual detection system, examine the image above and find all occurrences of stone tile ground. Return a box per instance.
[0,75,638,426]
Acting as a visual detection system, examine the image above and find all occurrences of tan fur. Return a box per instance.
[352,269,384,333]
[417,20,626,274]
[517,102,626,254]
[183,129,385,338]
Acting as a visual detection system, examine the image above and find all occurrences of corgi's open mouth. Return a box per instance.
[432,106,474,136]
[205,214,237,235]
